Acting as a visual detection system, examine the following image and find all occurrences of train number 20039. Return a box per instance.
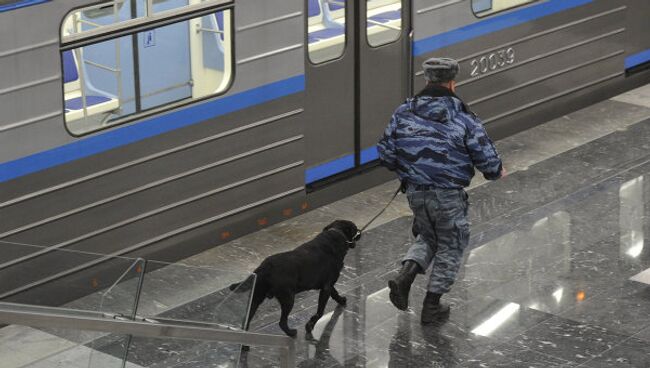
[469,48,515,77]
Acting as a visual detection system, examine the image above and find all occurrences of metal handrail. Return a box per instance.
[84,59,120,73]
[0,302,296,367]
[367,19,401,31]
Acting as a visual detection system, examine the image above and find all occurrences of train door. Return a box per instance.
[304,0,410,186]
[359,0,411,165]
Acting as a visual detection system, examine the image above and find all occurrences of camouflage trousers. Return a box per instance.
[402,188,470,294]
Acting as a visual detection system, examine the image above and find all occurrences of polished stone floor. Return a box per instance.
[233,87,650,368]
[4,84,650,368]
[239,149,650,367]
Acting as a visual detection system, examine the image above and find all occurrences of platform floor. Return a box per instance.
[218,84,650,368]
[4,84,650,368]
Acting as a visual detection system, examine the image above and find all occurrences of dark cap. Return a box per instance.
[422,57,459,83]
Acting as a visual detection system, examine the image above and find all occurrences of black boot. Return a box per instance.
[388,260,421,311]
[421,292,450,324]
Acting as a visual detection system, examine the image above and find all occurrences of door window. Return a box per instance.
[307,0,347,64]
[366,0,402,47]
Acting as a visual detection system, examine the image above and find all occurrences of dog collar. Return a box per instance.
[328,228,356,244]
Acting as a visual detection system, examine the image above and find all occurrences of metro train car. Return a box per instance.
[0,0,649,303]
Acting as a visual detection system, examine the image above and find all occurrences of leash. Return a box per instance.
[355,184,403,239]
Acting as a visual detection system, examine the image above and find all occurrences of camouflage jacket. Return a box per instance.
[377,85,503,189]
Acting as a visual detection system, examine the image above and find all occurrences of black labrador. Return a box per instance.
[229,220,360,337]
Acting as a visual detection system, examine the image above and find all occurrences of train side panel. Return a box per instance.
[0,0,308,302]
[412,0,650,139]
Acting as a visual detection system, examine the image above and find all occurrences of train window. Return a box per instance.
[62,0,229,39]
[307,0,346,64]
[472,0,538,17]
[61,9,233,136]
[366,0,402,47]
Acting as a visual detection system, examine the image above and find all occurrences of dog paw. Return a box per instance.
[335,296,347,306]
[285,328,298,337]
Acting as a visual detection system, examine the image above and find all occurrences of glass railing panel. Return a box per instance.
[137,261,255,327]
[97,258,146,319]
[129,261,257,367]
[89,257,147,368]
[0,241,143,313]
[0,241,144,368]
[0,242,283,367]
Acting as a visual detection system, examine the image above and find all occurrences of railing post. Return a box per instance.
[121,258,146,368]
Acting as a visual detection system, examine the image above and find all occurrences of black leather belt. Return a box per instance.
[409,184,441,191]
[408,184,461,191]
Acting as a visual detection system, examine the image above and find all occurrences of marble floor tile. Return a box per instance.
[408,283,555,346]
[584,336,650,368]
[512,316,629,365]
[630,325,650,343]
[361,313,496,367]
[494,139,553,172]
[464,343,574,368]
[535,100,650,136]
[460,214,577,295]
[559,282,650,337]
[483,272,606,316]
[540,244,649,294]
[469,162,607,207]
[564,129,650,171]
[464,189,527,226]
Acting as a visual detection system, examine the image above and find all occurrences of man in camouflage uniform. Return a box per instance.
[377,57,505,323]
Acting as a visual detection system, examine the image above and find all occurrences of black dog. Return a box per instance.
[229,220,360,337]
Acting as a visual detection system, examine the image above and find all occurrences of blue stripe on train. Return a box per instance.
[625,49,650,70]
[305,155,355,184]
[0,0,49,12]
[0,75,305,183]
[360,146,379,164]
[413,0,593,56]
[305,146,379,184]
